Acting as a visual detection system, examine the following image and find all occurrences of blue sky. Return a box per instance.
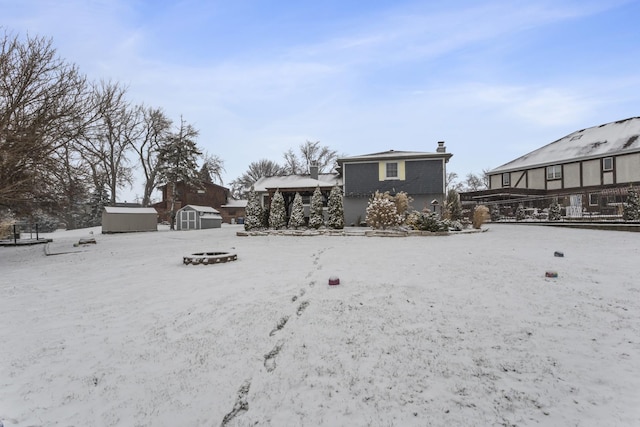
[3,0,640,201]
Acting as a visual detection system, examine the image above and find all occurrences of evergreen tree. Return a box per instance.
[515,205,526,221]
[327,185,344,229]
[288,192,305,229]
[157,117,202,229]
[84,186,110,227]
[309,186,325,229]
[244,186,264,231]
[268,189,287,229]
[623,187,640,221]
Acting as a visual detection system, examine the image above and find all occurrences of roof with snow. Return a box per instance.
[104,207,158,214]
[337,149,452,163]
[253,173,342,192]
[179,205,220,214]
[491,117,640,173]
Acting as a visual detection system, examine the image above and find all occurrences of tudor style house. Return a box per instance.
[462,117,640,217]
[337,143,453,225]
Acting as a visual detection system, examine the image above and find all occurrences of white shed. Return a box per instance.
[102,207,158,234]
[176,205,222,230]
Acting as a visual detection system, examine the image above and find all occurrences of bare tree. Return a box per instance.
[284,140,338,174]
[464,170,490,192]
[283,148,304,175]
[229,159,286,199]
[79,81,142,205]
[130,106,172,206]
[200,153,225,185]
[0,31,88,214]
[446,172,463,194]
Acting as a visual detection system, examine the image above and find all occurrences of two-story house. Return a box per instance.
[153,181,245,224]
[337,143,453,225]
[463,117,640,217]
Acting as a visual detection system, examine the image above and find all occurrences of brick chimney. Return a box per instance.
[436,141,446,153]
[309,160,319,180]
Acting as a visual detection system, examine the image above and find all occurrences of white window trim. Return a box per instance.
[588,193,599,206]
[602,157,613,171]
[546,165,562,180]
[502,173,510,187]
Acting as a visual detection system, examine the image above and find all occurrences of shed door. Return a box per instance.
[179,210,197,230]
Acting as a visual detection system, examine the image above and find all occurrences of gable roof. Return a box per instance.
[337,149,452,163]
[253,173,341,192]
[492,117,640,173]
[179,205,220,214]
[104,207,157,214]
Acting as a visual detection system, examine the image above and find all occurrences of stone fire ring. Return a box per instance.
[183,251,238,265]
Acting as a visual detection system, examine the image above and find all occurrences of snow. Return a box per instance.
[1,224,639,426]
[103,207,158,214]
[492,116,640,172]
[253,174,341,192]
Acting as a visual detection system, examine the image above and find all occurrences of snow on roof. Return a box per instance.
[221,199,248,208]
[104,207,157,214]
[180,205,220,214]
[253,173,342,192]
[492,117,640,173]
[338,149,451,163]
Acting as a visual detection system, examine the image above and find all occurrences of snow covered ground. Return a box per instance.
[1,224,639,427]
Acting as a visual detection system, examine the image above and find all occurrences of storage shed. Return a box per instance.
[176,205,223,230]
[102,207,158,234]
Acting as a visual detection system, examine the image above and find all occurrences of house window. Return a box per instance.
[589,193,599,206]
[385,162,398,179]
[546,165,562,180]
[502,173,510,187]
[602,157,613,171]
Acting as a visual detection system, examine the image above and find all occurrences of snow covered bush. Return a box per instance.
[288,192,305,229]
[623,187,640,221]
[515,205,526,221]
[308,186,325,229]
[442,218,464,231]
[393,191,413,221]
[472,205,490,229]
[268,190,287,229]
[366,191,402,229]
[406,209,447,232]
[327,185,344,229]
[548,202,561,221]
[244,186,264,230]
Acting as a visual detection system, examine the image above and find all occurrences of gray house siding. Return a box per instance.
[343,160,444,195]
[341,159,447,225]
[343,163,379,195]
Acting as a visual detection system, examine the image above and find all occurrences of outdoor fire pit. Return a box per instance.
[183,251,238,265]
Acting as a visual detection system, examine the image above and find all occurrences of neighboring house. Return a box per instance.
[253,164,342,222]
[102,207,158,234]
[337,143,453,225]
[462,117,640,217]
[153,181,241,224]
[175,205,222,230]
[219,199,248,224]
